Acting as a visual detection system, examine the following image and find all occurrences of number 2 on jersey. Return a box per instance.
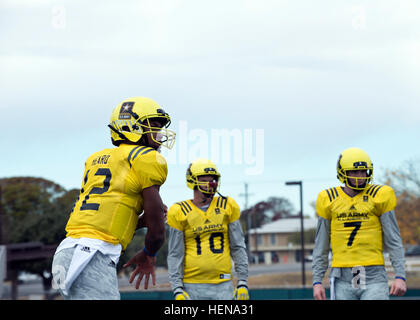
[80,168,112,211]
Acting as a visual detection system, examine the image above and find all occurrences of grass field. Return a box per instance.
[119,268,420,292]
[247,270,420,288]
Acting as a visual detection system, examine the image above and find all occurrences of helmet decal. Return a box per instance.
[119,102,135,119]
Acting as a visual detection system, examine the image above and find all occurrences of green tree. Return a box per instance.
[0,177,78,297]
[240,196,296,231]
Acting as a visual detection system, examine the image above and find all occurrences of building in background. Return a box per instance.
[248,218,317,265]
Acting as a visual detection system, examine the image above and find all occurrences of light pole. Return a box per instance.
[285,180,305,287]
[239,183,253,263]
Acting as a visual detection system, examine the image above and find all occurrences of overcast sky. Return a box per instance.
[1,0,420,218]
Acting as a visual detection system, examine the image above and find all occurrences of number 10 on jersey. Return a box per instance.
[194,232,224,255]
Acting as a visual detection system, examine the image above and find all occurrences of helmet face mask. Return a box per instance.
[186,159,221,195]
[194,176,219,195]
[341,170,371,190]
[109,97,176,149]
[139,117,175,150]
[337,148,373,191]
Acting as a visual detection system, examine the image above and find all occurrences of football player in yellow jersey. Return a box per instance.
[51,97,176,299]
[312,147,407,300]
[167,158,249,300]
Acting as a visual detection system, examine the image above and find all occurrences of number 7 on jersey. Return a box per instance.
[344,221,361,247]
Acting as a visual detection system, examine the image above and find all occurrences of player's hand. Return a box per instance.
[174,288,190,300]
[123,249,156,290]
[390,278,406,296]
[313,283,326,300]
[233,285,249,300]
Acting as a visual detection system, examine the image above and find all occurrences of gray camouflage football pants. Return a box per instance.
[184,281,234,300]
[333,279,389,300]
[52,247,120,300]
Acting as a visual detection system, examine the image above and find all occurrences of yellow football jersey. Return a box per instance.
[316,184,397,267]
[167,196,241,284]
[66,144,167,250]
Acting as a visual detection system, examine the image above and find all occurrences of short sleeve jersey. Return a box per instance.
[65,144,167,250]
[167,196,241,284]
[316,184,397,267]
